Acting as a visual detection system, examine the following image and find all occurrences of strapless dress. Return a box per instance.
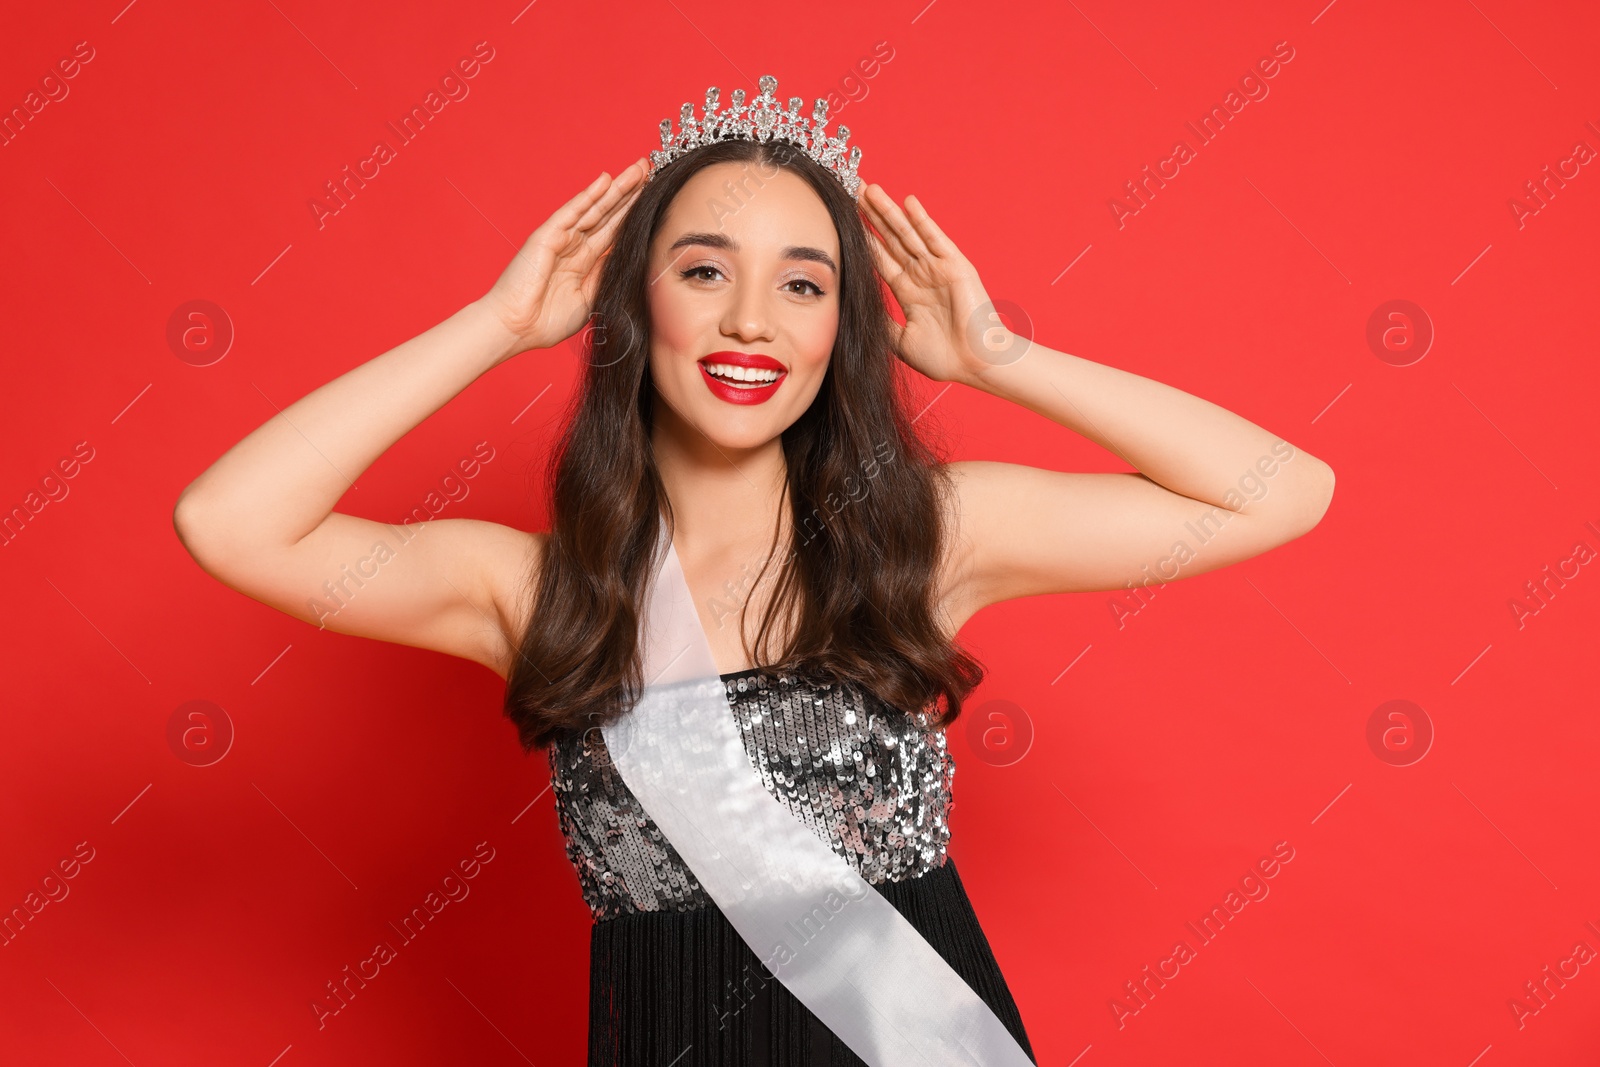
[546,665,1036,1065]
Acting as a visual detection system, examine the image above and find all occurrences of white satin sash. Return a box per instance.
[600,515,1034,1065]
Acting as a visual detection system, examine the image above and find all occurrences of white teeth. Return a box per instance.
[704,362,781,383]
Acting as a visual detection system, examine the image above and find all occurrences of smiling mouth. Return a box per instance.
[700,361,786,388]
[697,358,787,404]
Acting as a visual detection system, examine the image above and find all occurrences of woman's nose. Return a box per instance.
[720,281,776,343]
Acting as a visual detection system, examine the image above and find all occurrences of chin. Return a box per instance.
[692,404,797,451]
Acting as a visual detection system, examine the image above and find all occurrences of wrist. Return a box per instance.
[950,356,1000,393]
[956,330,1032,392]
[460,298,528,368]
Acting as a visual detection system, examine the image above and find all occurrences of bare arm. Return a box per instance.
[173,161,647,677]
[858,183,1334,620]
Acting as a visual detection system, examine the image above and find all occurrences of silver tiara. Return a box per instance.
[647,74,864,198]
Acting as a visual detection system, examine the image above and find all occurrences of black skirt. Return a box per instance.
[585,855,1037,1065]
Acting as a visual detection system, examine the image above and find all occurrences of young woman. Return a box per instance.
[174,80,1333,1065]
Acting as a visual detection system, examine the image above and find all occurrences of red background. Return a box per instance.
[4,0,1598,1063]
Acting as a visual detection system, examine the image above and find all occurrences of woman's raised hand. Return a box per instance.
[859,183,1017,385]
[479,158,648,358]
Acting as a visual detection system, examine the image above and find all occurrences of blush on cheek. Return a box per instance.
[794,310,839,369]
[645,277,702,355]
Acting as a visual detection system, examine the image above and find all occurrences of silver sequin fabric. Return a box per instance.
[547,668,955,921]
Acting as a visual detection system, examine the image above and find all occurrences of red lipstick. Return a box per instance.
[698,351,787,405]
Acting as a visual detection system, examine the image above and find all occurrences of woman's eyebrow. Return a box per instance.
[668,231,733,254]
[666,231,837,276]
[780,246,839,276]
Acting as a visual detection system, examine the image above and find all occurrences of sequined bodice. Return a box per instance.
[547,667,955,921]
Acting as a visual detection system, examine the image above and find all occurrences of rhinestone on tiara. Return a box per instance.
[647,73,865,198]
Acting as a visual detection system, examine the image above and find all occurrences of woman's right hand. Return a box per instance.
[479,157,648,359]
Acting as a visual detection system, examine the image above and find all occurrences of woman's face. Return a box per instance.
[645,160,841,453]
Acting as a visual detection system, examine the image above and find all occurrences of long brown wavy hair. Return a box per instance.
[502,137,985,754]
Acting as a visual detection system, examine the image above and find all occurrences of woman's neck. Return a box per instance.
[651,419,789,559]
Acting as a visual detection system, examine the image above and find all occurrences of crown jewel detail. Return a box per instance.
[647,74,864,198]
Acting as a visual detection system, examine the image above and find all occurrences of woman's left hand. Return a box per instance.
[859,183,1012,386]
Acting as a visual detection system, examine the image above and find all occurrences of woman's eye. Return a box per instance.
[786,279,825,296]
[680,266,723,283]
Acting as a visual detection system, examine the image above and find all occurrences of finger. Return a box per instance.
[545,171,613,235]
[867,233,913,323]
[866,227,904,287]
[581,158,648,230]
[571,184,622,232]
[865,196,922,280]
[572,165,644,234]
[579,245,610,307]
[860,193,915,271]
[903,194,959,260]
[584,184,639,256]
[864,183,932,262]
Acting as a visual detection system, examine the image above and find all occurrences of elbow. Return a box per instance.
[172,488,211,564]
[1259,460,1334,540]
[172,487,237,570]
[174,488,312,579]
[1294,460,1336,534]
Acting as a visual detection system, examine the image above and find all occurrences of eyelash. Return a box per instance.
[679,265,826,297]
